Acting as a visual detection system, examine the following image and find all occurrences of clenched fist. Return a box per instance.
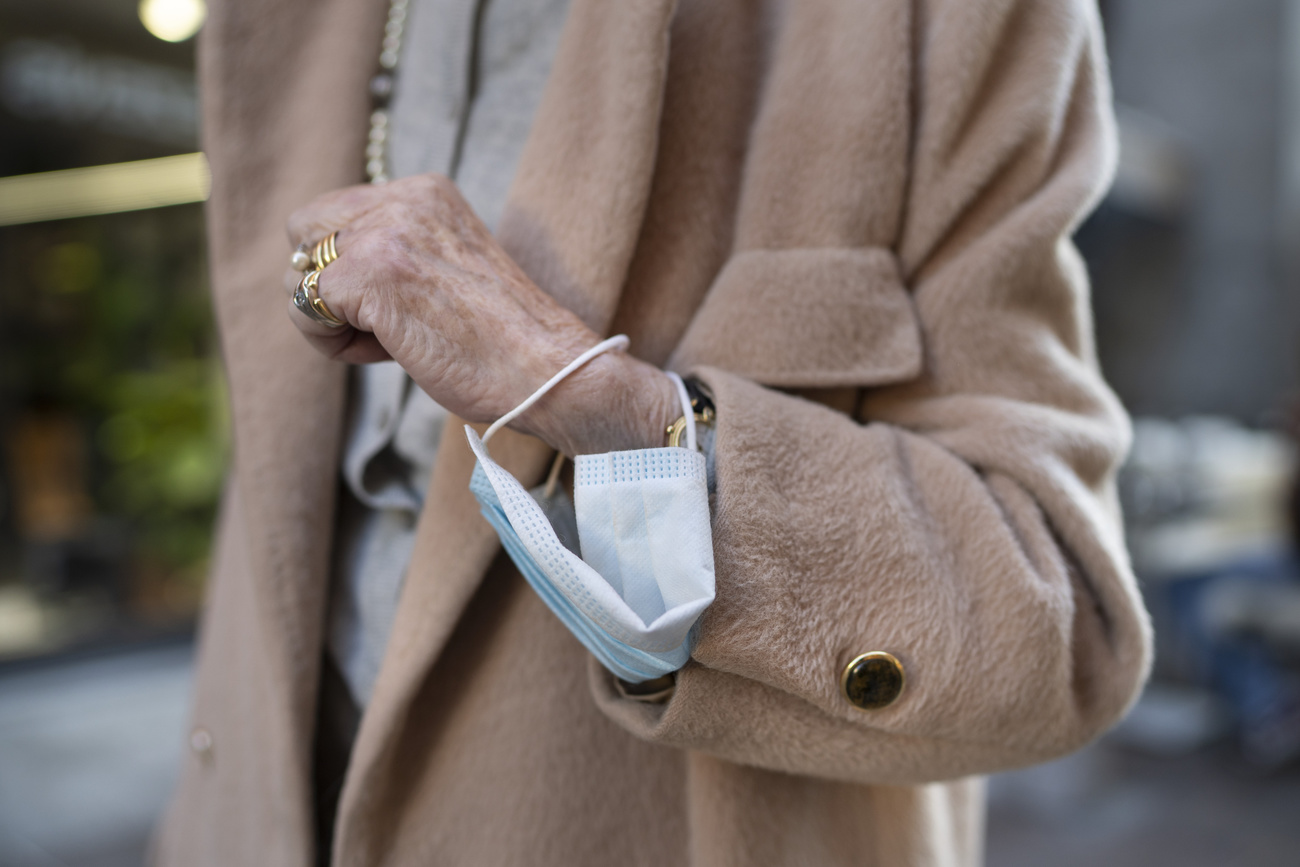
[284,173,678,457]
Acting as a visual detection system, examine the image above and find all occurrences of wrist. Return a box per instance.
[516,350,680,456]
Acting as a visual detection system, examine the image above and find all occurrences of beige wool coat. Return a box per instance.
[156,0,1152,864]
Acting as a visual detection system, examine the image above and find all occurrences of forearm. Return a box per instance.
[512,349,681,457]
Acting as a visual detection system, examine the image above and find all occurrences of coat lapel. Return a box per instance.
[199,0,388,836]
[335,0,681,855]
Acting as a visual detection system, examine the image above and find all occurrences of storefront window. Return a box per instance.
[0,1,221,661]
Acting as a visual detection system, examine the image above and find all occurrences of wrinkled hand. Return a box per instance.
[284,174,677,456]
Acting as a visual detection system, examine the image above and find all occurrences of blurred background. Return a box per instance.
[0,0,1298,864]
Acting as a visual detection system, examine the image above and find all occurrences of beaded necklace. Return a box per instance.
[365,0,409,184]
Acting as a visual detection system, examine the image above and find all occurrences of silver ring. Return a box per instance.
[293,270,347,328]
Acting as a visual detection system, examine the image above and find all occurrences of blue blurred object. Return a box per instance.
[1147,551,1300,767]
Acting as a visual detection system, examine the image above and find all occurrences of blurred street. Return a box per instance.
[0,644,191,867]
[988,738,1300,867]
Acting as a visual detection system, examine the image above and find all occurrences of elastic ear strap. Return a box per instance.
[482,335,631,445]
[665,372,696,452]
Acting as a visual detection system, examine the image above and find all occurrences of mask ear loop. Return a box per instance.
[481,334,631,447]
[664,372,696,452]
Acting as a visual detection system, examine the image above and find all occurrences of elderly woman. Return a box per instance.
[156,0,1151,864]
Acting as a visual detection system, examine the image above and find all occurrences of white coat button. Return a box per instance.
[190,727,214,759]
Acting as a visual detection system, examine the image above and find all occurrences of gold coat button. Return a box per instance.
[841,652,905,710]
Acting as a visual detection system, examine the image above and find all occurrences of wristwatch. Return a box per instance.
[665,378,715,449]
[616,672,678,703]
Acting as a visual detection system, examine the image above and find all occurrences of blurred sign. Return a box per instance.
[0,39,197,146]
[0,152,209,226]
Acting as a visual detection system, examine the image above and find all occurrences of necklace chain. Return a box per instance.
[366,0,409,184]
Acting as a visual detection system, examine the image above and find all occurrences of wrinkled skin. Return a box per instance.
[284,173,678,457]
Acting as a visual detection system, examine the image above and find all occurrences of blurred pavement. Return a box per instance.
[0,644,192,867]
[988,741,1300,866]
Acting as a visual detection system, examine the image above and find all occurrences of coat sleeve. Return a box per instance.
[590,0,1152,785]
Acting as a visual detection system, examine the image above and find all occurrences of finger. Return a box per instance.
[287,288,352,339]
[311,250,366,325]
[282,298,393,364]
[284,280,391,365]
[285,246,374,337]
[302,329,393,365]
[283,266,392,363]
[281,222,365,293]
[284,260,351,332]
[283,266,302,295]
[285,183,386,248]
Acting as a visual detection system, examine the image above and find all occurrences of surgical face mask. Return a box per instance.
[465,336,715,683]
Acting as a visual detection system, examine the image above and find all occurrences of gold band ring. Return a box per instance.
[293,269,347,328]
[290,231,341,272]
[311,231,340,271]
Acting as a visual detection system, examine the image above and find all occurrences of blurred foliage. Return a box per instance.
[0,203,226,593]
[95,361,228,576]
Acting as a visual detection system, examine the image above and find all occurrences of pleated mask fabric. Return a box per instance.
[466,431,714,682]
[464,339,715,682]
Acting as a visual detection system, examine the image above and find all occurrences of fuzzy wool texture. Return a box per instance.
[156,0,1150,865]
